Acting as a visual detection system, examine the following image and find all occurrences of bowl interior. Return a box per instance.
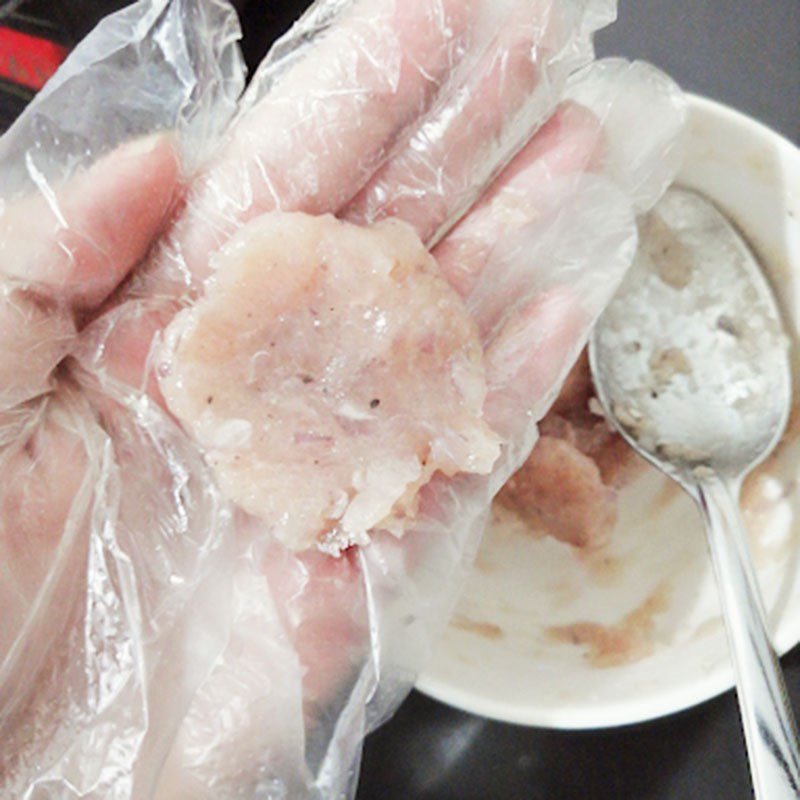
[416,95,800,729]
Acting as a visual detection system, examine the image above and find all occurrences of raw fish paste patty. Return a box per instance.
[159,213,500,553]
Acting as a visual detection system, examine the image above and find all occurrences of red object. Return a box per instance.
[0,26,68,91]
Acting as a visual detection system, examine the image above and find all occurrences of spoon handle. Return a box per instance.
[697,475,800,800]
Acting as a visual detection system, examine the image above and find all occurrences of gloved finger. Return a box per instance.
[0,135,180,411]
[0,387,102,791]
[0,0,243,414]
[0,396,90,663]
[429,58,686,301]
[162,0,479,287]
[343,0,607,246]
[153,540,368,799]
[483,287,591,436]
[433,101,603,296]
[466,59,688,368]
[0,134,180,310]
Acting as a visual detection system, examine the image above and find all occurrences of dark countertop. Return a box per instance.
[356,2,800,799]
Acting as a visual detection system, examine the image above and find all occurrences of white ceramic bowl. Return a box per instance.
[416,94,800,729]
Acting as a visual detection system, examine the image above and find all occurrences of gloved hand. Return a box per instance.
[0,1,685,797]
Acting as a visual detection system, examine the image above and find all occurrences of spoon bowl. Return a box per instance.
[590,187,791,487]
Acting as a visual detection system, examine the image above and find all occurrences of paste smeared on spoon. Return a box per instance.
[593,188,789,478]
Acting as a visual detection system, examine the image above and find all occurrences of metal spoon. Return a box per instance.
[589,187,800,799]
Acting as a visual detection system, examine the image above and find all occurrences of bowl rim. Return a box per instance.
[415,92,800,730]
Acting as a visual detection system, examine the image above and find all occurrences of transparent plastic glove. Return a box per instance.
[0,1,687,799]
